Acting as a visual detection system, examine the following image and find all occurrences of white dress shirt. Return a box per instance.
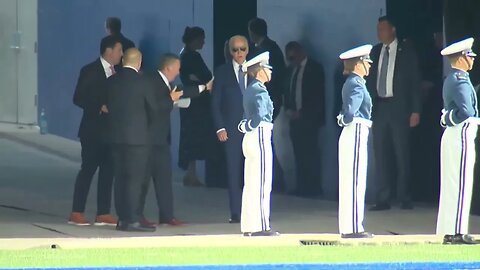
[376,38,398,97]
[100,57,115,78]
[124,65,139,73]
[290,57,308,110]
[232,60,247,89]
[157,70,209,108]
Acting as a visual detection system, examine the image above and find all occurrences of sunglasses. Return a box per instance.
[231,47,247,53]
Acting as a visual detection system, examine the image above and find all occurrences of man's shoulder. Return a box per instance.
[82,58,101,72]
[215,63,232,74]
[345,75,364,87]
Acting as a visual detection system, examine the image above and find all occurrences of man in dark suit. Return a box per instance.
[248,17,286,121]
[139,53,213,226]
[366,16,421,211]
[69,35,123,226]
[248,17,286,192]
[106,48,157,232]
[105,17,135,52]
[284,41,325,197]
[212,35,252,223]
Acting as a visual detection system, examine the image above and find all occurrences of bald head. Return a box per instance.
[122,48,142,70]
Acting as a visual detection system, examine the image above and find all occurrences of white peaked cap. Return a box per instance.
[441,37,476,56]
[242,51,272,72]
[339,44,373,62]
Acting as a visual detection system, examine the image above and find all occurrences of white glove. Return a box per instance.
[336,114,346,127]
[238,119,247,133]
[440,109,447,128]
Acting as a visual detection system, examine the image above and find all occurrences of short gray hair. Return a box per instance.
[158,53,180,70]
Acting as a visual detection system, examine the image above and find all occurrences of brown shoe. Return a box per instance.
[140,216,156,227]
[159,218,186,226]
[68,212,90,226]
[183,174,204,187]
[94,214,117,226]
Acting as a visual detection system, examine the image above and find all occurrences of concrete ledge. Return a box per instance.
[0,234,457,250]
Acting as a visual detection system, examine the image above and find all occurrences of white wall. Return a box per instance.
[258,0,386,199]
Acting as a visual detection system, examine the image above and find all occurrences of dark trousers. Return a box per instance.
[290,118,322,196]
[372,104,412,204]
[112,144,150,224]
[140,144,174,222]
[224,132,244,217]
[72,138,113,215]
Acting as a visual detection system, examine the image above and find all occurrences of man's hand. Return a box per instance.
[100,105,109,114]
[206,78,214,92]
[410,112,420,127]
[217,130,228,142]
[170,86,183,102]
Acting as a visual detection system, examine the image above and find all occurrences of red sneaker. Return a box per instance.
[68,212,90,226]
[94,214,117,226]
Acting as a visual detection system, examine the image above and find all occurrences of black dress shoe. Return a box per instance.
[341,232,374,239]
[229,214,240,224]
[400,201,414,210]
[116,222,156,232]
[443,234,479,245]
[243,230,280,237]
[369,203,391,211]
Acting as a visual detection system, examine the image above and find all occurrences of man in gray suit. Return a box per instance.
[367,16,421,211]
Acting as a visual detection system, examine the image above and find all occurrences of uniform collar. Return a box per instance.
[350,72,366,84]
[452,67,469,76]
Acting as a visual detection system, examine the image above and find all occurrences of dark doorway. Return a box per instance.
[385,0,444,204]
[213,0,257,68]
[444,0,480,215]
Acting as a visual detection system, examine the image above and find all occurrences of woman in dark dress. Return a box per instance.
[178,26,216,186]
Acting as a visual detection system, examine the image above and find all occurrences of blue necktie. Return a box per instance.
[378,46,389,97]
[238,65,245,92]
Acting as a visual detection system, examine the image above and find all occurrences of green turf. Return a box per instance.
[1,245,480,268]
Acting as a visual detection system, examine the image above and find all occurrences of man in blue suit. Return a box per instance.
[212,35,252,223]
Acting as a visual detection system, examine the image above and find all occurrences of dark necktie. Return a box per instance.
[290,67,301,110]
[238,65,245,92]
[378,45,389,97]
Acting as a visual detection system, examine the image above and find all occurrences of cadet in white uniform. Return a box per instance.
[437,37,479,245]
[337,45,374,239]
[238,52,279,237]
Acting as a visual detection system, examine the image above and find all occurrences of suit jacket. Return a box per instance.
[73,58,109,141]
[284,58,326,126]
[249,37,286,119]
[106,68,157,145]
[366,39,421,121]
[211,62,253,135]
[147,71,203,146]
[116,33,135,52]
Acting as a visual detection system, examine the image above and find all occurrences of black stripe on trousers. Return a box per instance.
[258,127,266,231]
[455,123,469,233]
[352,124,361,233]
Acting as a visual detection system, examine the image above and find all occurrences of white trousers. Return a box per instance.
[338,119,371,234]
[241,122,273,233]
[436,118,479,235]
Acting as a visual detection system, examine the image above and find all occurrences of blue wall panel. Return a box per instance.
[38,0,213,140]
